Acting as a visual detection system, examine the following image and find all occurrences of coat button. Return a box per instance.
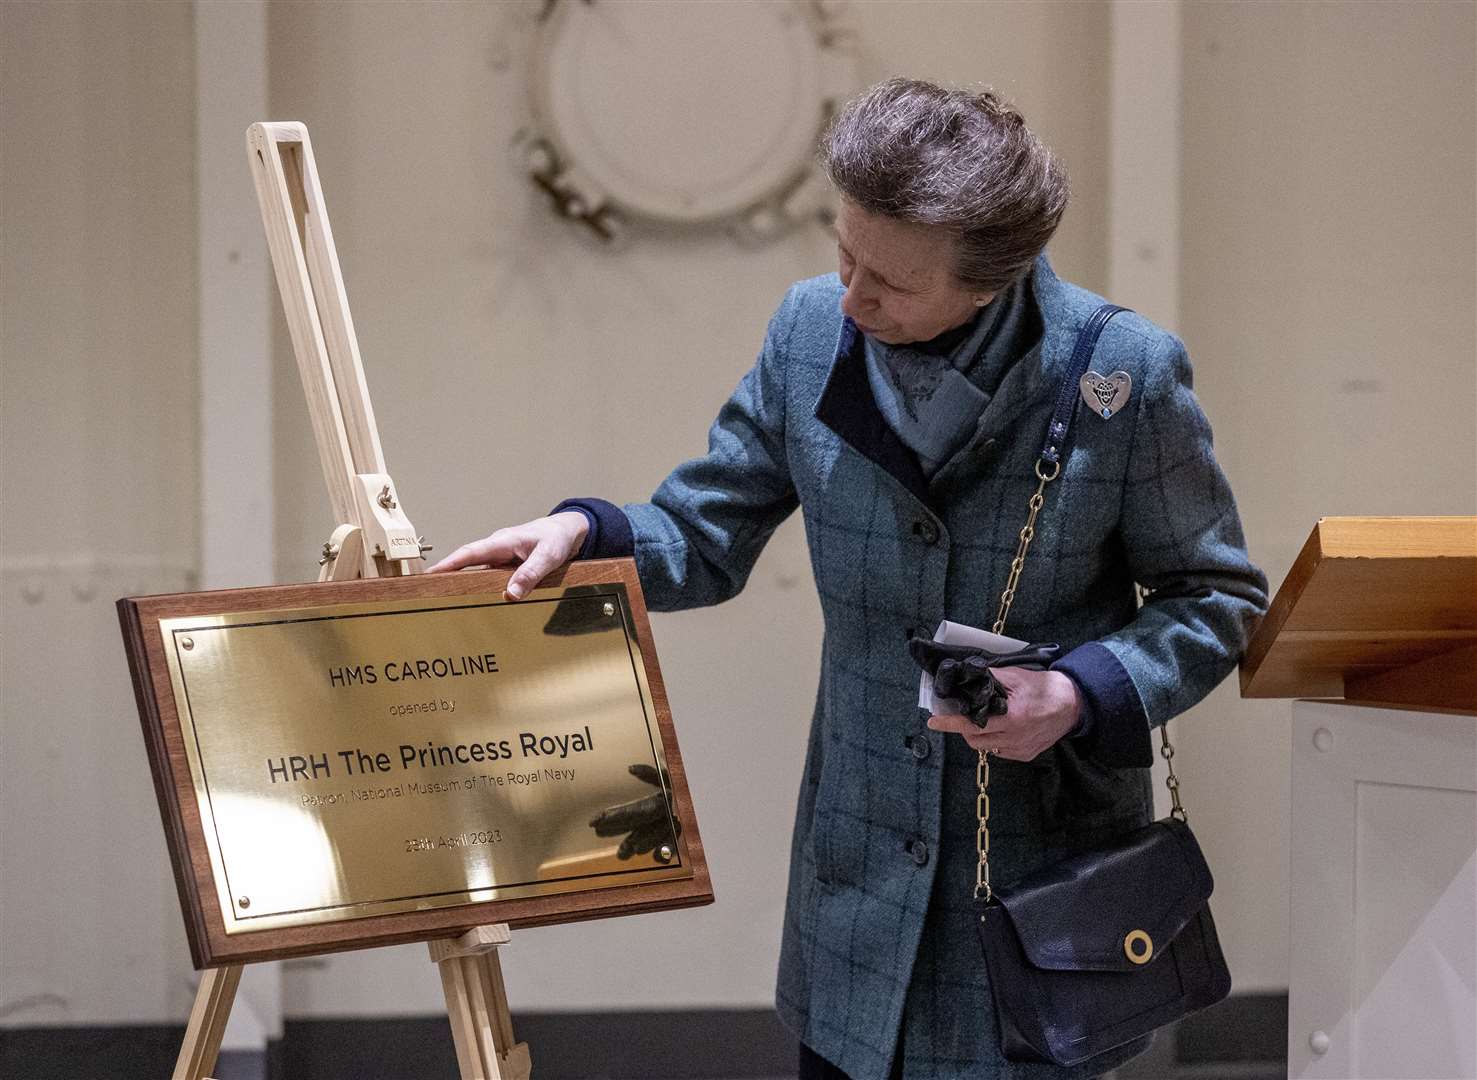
[912,518,940,545]
[909,734,931,761]
[908,838,930,866]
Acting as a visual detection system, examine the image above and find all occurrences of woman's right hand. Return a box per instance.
[426,512,589,600]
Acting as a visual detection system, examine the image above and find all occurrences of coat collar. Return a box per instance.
[813,315,932,504]
[814,255,1079,508]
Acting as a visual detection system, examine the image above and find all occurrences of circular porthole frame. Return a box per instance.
[519,0,858,245]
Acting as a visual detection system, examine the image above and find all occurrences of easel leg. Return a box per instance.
[173,963,243,1080]
[479,949,518,1057]
[431,926,532,1080]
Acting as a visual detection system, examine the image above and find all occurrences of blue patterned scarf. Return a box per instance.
[863,279,1032,476]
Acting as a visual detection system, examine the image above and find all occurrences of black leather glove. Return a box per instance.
[908,638,1062,729]
[589,763,681,860]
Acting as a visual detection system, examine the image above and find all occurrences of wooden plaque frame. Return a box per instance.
[118,559,711,969]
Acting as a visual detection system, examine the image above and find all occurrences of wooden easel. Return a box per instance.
[169,122,531,1080]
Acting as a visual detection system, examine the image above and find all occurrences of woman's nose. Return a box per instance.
[841,277,877,318]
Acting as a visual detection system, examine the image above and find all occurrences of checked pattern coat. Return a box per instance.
[561,257,1268,1079]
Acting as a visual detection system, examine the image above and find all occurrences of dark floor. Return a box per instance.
[4,995,1288,1080]
[1105,1031,1284,1080]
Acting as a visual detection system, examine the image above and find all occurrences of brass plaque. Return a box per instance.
[155,581,690,934]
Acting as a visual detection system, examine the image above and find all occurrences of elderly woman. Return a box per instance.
[433,79,1266,1080]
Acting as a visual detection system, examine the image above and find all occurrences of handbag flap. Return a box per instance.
[991,818,1213,972]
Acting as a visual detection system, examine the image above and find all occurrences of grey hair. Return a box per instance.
[819,78,1069,293]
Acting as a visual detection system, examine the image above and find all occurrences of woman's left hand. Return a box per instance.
[926,667,1081,761]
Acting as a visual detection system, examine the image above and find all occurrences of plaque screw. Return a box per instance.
[655,844,674,864]
[319,542,339,566]
[417,535,434,554]
[602,602,616,617]
[237,896,250,909]
[180,637,194,650]
[377,484,396,510]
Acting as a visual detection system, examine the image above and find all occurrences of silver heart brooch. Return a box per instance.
[1079,370,1132,419]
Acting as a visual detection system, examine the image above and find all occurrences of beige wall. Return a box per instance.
[1,1,199,1024]
[1,0,1472,1028]
[1179,0,1477,991]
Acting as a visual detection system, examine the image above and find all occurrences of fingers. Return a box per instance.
[925,713,976,737]
[926,712,1028,760]
[908,637,984,675]
[426,514,587,600]
[618,821,675,860]
[426,530,522,574]
[927,713,998,752]
[504,536,567,600]
[940,657,1006,720]
[589,793,666,834]
[627,763,663,788]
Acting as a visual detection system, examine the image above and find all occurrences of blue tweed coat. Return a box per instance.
[561,257,1267,1079]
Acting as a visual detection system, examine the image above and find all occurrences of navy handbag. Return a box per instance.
[976,817,1230,1065]
[968,306,1232,1067]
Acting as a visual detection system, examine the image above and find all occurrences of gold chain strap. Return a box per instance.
[975,459,1055,902]
[991,460,1058,637]
[973,460,1185,903]
[1160,725,1186,823]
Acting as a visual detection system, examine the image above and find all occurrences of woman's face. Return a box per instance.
[835,199,991,345]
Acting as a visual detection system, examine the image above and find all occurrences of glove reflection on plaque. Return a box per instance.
[907,638,1061,729]
[589,763,680,861]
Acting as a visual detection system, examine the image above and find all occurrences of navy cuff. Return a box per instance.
[548,498,635,560]
[1052,642,1153,768]
[1062,676,1097,740]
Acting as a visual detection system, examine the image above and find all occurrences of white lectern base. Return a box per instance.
[1289,701,1475,1079]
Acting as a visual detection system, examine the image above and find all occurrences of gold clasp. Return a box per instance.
[1124,929,1153,964]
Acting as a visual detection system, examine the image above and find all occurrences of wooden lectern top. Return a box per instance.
[1239,517,1477,713]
